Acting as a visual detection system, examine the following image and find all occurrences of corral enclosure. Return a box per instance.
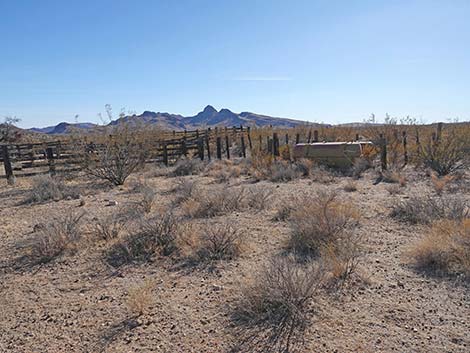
[0,121,469,353]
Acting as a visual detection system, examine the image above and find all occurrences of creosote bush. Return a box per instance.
[29,211,85,264]
[288,191,360,256]
[231,256,324,353]
[193,222,242,263]
[406,219,470,278]
[25,175,80,204]
[105,211,181,267]
[390,195,468,225]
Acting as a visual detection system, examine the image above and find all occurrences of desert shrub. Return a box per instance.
[430,173,454,195]
[288,191,360,256]
[390,195,468,225]
[182,187,246,218]
[139,184,156,213]
[294,158,314,177]
[172,157,205,176]
[92,212,128,241]
[381,170,406,186]
[171,178,198,205]
[406,219,470,278]
[343,180,357,192]
[418,135,468,176]
[273,202,295,222]
[386,184,402,195]
[126,280,155,317]
[352,157,372,179]
[81,129,146,186]
[29,211,84,264]
[194,222,242,263]
[25,175,80,204]
[245,186,274,210]
[105,211,180,267]
[270,160,300,182]
[205,160,242,183]
[231,256,324,353]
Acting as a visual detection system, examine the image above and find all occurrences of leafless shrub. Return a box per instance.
[194,222,242,263]
[24,175,80,204]
[205,160,241,183]
[270,160,301,182]
[92,212,128,241]
[390,195,469,225]
[245,186,274,210]
[29,211,85,264]
[172,157,205,176]
[139,185,156,213]
[231,256,324,353]
[171,178,198,205]
[81,131,146,186]
[343,180,357,192]
[105,211,180,267]
[386,184,401,195]
[294,159,314,177]
[430,173,454,196]
[288,191,360,256]
[182,187,246,218]
[419,134,468,176]
[406,219,470,278]
[126,280,155,317]
[381,170,406,186]
[352,157,371,179]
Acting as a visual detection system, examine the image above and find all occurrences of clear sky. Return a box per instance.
[1,0,469,128]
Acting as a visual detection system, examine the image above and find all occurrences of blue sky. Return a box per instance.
[1,0,469,128]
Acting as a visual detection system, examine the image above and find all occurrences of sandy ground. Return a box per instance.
[0,165,469,353]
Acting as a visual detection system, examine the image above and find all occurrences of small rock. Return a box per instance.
[107,200,118,206]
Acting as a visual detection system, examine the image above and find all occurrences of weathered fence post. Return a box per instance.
[313,130,319,143]
[46,147,56,176]
[162,143,169,166]
[216,137,222,159]
[295,133,300,144]
[379,133,387,171]
[247,127,252,149]
[273,133,279,157]
[436,122,443,142]
[2,145,14,185]
[267,138,273,154]
[205,132,211,160]
[241,135,246,158]
[285,133,289,144]
[225,135,230,159]
[355,133,359,141]
[181,137,187,157]
[307,130,312,143]
[198,138,204,161]
[259,135,263,151]
[402,131,408,165]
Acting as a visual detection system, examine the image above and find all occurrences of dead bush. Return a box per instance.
[171,178,199,205]
[231,256,324,353]
[194,223,242,263]
[406,219,470,278]
[288,191,360,256]
[139,184,156,213]
[126,280,155,317]
[105,211,180,267]
[390,195,468,225]
[270,160,301,182]
[24,175,80,204]
[92,212,128,241]
[382,170,406,186]
[182,187,246,218]
[81,130,146,186]
[352,157,372,179]
[343,180,357,192]
[172,157,205,176]
[418,134,468,176]
[205,160,242,183]
[29,211,85,264]
[431,173,454,196]
[245,186,274,210]
[294,159,314,177]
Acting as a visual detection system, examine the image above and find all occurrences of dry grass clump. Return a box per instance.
[386,184,402,195]
[105,211,181,267]
[92,212,128,241]
[231,256,324,353]
[288,191,360,256]
[270,160,301,182]
[192,222,243,263]
[24,175,80,204]
[245,186,274,210]
[205,160,242,183]
[181,186,246,218]
[138,184,156,213]
[171,178,199,205]
[293,158,314,177]
[352,157,372,179]
[29,211,84,264]
[390,195,468,225]
[126,280,155,317]
[343,180,357,192]
[430,173,454,195]
[406,219,470,278]
[382,170,407,186]
[171,157,205,176]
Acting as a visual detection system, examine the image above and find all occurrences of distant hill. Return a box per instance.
[29,106,312,134]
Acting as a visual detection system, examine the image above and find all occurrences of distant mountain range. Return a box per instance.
[29,105,316,134]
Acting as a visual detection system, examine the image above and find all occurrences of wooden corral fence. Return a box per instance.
[1,122,454,183]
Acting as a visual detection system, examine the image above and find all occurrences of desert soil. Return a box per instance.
[0,165,469,353]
